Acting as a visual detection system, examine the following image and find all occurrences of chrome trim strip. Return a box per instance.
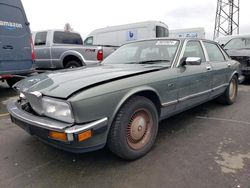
[161,100,178,107]
[212,83,229,91]
[65,117,108,134]
[178,89,212,102]
[161,83,229,107]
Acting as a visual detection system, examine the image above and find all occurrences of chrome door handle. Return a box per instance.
[206,66,212,71]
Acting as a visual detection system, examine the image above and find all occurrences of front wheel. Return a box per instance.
[217,75,238,105]
[108,96,159,160]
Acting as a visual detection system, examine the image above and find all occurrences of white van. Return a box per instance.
[84,21,169,47]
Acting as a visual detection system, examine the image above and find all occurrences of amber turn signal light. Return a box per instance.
[78,130,92,142]
[49,131,68,142]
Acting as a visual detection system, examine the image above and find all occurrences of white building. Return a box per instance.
[169,27,205,39]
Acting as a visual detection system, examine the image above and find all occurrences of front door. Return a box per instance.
[175,40,213,111]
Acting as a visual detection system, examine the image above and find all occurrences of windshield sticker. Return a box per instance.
[156,41,177,46]
[0,20,23,30]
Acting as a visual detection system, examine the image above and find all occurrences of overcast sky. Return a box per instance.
[22,0,250,40]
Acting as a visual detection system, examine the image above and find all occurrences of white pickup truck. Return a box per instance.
[32,30,117,69]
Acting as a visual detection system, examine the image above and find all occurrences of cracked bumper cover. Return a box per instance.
[7,102,108,153]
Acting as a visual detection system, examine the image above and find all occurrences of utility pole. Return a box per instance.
[213,0,239,39]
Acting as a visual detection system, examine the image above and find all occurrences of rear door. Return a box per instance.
[0,1,32,74]
[202,41,230,98]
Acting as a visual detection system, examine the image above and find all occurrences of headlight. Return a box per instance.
[42,97,74,123]
[19,92,26,99]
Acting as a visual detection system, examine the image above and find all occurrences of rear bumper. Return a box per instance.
[7,102,108,153]
[0,68,35,79]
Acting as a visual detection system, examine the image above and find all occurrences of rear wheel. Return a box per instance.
[108,96,158,160]
[217,75,238,105]
[64,60,82,69]
[6,77,21,88]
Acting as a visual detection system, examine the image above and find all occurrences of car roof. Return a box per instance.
[122,37,216,45]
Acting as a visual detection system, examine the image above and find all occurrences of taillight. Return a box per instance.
[30,37,35,62]
[0,75,14,79]
[97,49,103,61]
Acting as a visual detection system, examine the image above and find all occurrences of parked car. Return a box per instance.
[84,21,169,47]
[223,35,250,79]
[215,35,235,46]
[0,0,34,87]
[8,38,240,160]
[32,30,117,69]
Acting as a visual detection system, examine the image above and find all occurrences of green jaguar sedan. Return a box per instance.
[8,38,240,160]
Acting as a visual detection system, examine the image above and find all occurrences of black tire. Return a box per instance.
[108,96,159,160]
[64,60,82,69]
[217,75,238,105]
[6,77,22,88]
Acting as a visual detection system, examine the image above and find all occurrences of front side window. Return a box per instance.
[53,31,83,45]
[35,32,47,46]
[183,41,205,62]
[224,37,250,50]
[102,40,180,66]
[204,42,225,62]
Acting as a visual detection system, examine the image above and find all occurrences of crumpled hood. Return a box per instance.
[15,64,165,99]
[226,49,250,57]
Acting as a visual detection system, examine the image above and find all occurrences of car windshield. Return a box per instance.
[224,37,250,50]
[102,40,180,65]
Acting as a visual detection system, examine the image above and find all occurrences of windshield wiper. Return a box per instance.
[137,60,171,64]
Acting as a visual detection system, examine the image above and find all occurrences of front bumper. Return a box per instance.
[7,102,108,153]
[241,67,250,76]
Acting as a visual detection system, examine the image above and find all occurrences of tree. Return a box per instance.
[64,23,73,31]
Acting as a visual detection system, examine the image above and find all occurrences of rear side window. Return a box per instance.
[84,36,93,45]
[156,26,169,38]
[34,32,47,45]
[203,42,225,62]
[53,31,83,45]
[183,41,205,62]
[0,3,27,37]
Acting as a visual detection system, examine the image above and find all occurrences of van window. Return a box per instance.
[84,36,93,45]
[35,32,47,46]
[53,31,83,45]
[0,4,27,37]
[156,26,169,38]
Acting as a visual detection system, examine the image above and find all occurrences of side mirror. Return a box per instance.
[181,57,202,66]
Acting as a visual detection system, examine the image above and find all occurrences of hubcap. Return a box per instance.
[229,79,236,100]
[127,109,153,150]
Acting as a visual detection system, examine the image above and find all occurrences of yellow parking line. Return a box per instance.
[0,113,9,117]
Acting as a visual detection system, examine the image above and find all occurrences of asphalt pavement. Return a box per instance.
[0,81,250,188]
